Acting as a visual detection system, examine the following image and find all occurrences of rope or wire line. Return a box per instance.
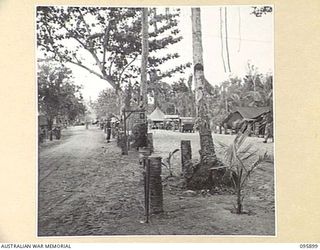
[238,7,241,52]
[219,7,227,73]
[224,7,231,73]
[205,35,272,44]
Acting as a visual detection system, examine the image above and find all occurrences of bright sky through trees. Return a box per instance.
[65,6,273,101]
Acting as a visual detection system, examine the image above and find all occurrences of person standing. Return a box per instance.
[85,120,89,130]
[106,118,112,143]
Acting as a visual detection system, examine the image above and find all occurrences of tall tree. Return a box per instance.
[189,8,219,189]
[38,62,86,140]
[171,78,194,116]
[140,8,149,109]
[37,7,190,113]
[92,88,120,118]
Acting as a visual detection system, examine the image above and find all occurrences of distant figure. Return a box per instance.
[39,127,46,143]
[53,126,61,140]
[100,120,105,130]
[263,113,273,143]
[106,119,111,143]
[85,121,90,130]
[114,121,120,136]
[103,119,107,133]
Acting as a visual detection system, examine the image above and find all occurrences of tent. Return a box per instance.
[222,106,270,128]
[148,107,165,122]
[164,114,180,120]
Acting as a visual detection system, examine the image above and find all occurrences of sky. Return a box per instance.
[67,6,274,101]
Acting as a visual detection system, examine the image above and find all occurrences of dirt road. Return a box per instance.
[38,127,275,236]
[38,126,146,236]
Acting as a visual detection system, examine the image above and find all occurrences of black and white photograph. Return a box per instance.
[36,5,275,236]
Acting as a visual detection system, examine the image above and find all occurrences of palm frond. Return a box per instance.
[239,148,259,162]
[238,142,254,155]
[216,140,229,149]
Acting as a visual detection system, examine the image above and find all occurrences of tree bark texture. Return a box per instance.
[150,70,159,110]
[190,8,219,189]
[48,118,53,141]
[148,157,163,214]
[237,186,243,214]
[147,133,154,153]
[141,8,149,109]
[181,140,192,174]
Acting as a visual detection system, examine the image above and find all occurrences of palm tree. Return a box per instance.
[243,74,273,107]
[186,8,219,189]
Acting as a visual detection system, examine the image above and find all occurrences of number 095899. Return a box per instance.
[300,244,318,248]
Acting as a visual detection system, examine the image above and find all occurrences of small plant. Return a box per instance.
[217,123,272,214]
[161,149,180,177]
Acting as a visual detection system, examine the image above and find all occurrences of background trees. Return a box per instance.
[92,89,121,118]
[204,66,273,128]
[93,63,272,126]
[38,62,86,139]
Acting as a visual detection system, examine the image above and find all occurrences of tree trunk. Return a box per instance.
[154,87,159,110]
[48,118,53,141]
[236,186,242,214]
[150,71,159,110]
[181,140,192,174]
[149,157,163,214]
[147,133,154,153]
[189,8,219,189]
[141,8,149,109]
[117,92,123,116]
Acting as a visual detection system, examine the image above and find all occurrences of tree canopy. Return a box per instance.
[38,62,86,123]
[37,7,191,96]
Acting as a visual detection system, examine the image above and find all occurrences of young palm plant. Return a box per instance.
[161,149,180,177]
[217,123,272,214]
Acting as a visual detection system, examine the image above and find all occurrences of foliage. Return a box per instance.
[217,124,272,214]
[92,88,121,119]
[207,64,273,127]
[251,6,273,17]
[37,7,190,99]
[147,77,195,116]
[171,77,195,116]
[161,149,180,177]
[38,62,86,125]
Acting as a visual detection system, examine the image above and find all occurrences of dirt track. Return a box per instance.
[38,126,275,236]
[38,126,146,236]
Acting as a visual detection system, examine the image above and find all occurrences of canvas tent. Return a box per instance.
[164,114,180,120]
[148,107,165,122]
[222,106,271,130]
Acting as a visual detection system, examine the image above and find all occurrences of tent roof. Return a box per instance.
[233,106,270,119]
[165,115,180,119]
[148,107,165,121]
[222,106,270,125]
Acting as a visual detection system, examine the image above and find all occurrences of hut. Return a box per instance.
[222,106,271,135]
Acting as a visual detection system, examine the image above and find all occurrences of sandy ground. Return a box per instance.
[38,126,275,236]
